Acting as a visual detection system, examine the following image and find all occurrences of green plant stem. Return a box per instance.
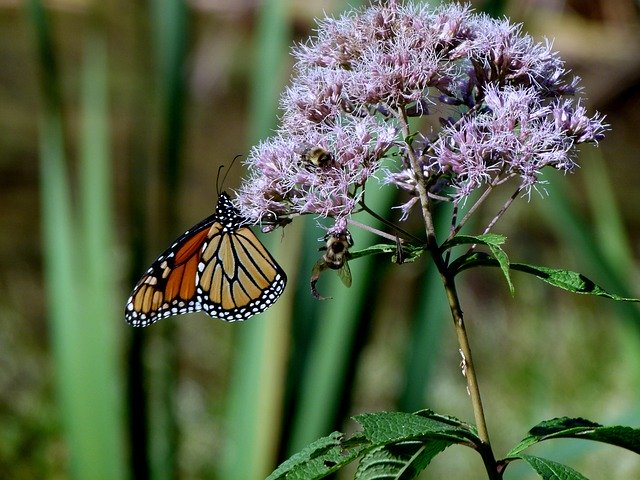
[440,273,499,479]
[398,106,499,479]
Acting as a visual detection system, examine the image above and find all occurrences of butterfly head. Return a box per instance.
[215,192,246,231]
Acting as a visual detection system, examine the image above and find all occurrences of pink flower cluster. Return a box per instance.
[234,1,605,230]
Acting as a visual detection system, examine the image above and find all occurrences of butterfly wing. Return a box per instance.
[196,225,287,321]
[125,193,287,327]
[125,214,218,327]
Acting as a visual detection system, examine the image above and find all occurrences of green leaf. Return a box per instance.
[444,234,513,293]
[507,417,640,457]
[519,454,589,480]
[404,130,420,145]
[270,411,479,480]
[352,411,472,479]
[349,243,426,263]
[511,264,639,301]
[443,233,507,249]
[454,253,639,302]
[488,243,513,293]
[355,411,478,446]
[266,432,369,480]
[354,440,451,480]
[414,409,476,431]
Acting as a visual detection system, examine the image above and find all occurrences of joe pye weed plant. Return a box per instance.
[233,2,640,478]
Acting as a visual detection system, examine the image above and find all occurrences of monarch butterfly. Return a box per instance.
[125,192,286,327]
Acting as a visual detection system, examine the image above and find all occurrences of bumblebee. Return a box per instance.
[311,231,353,299]
[320,231,353,271]
[300,146,334,169]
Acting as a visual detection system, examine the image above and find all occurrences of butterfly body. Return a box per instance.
[125,193,286,327]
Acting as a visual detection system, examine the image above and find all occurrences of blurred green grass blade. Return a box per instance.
[398,207,451,411]
[539,168,639,318]
[220,1,292,479]
[28,0,61,114]
[223,224,301,479]
[247,0,290,143]
[38,112,93,480]
[151,0,188,200]
[539,160,640,395]
[398,266,445,411]
[30,1,125,478]
[286,181,395,455]
[78,29,126,480]
[282,0,373,457]
[147,1,189,479]
[581,151,640,391]
[151,0,188,88]
[481,0,507,17]
[277,0,370,429]
[30,0,79,472]
[582,150,635,279]
[124,3,154,478]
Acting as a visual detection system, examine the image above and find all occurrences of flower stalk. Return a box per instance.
[404,102,498,475]
[441,271,499,478]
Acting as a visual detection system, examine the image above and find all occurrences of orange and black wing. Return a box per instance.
[125,192,287,327]
[125,214,219,327]
[195,225,286,321]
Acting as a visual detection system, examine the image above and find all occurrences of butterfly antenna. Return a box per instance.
[215,165,226,196]
[217,154,243,194]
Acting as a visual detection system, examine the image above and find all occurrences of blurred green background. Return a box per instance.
[1,0,639,478]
